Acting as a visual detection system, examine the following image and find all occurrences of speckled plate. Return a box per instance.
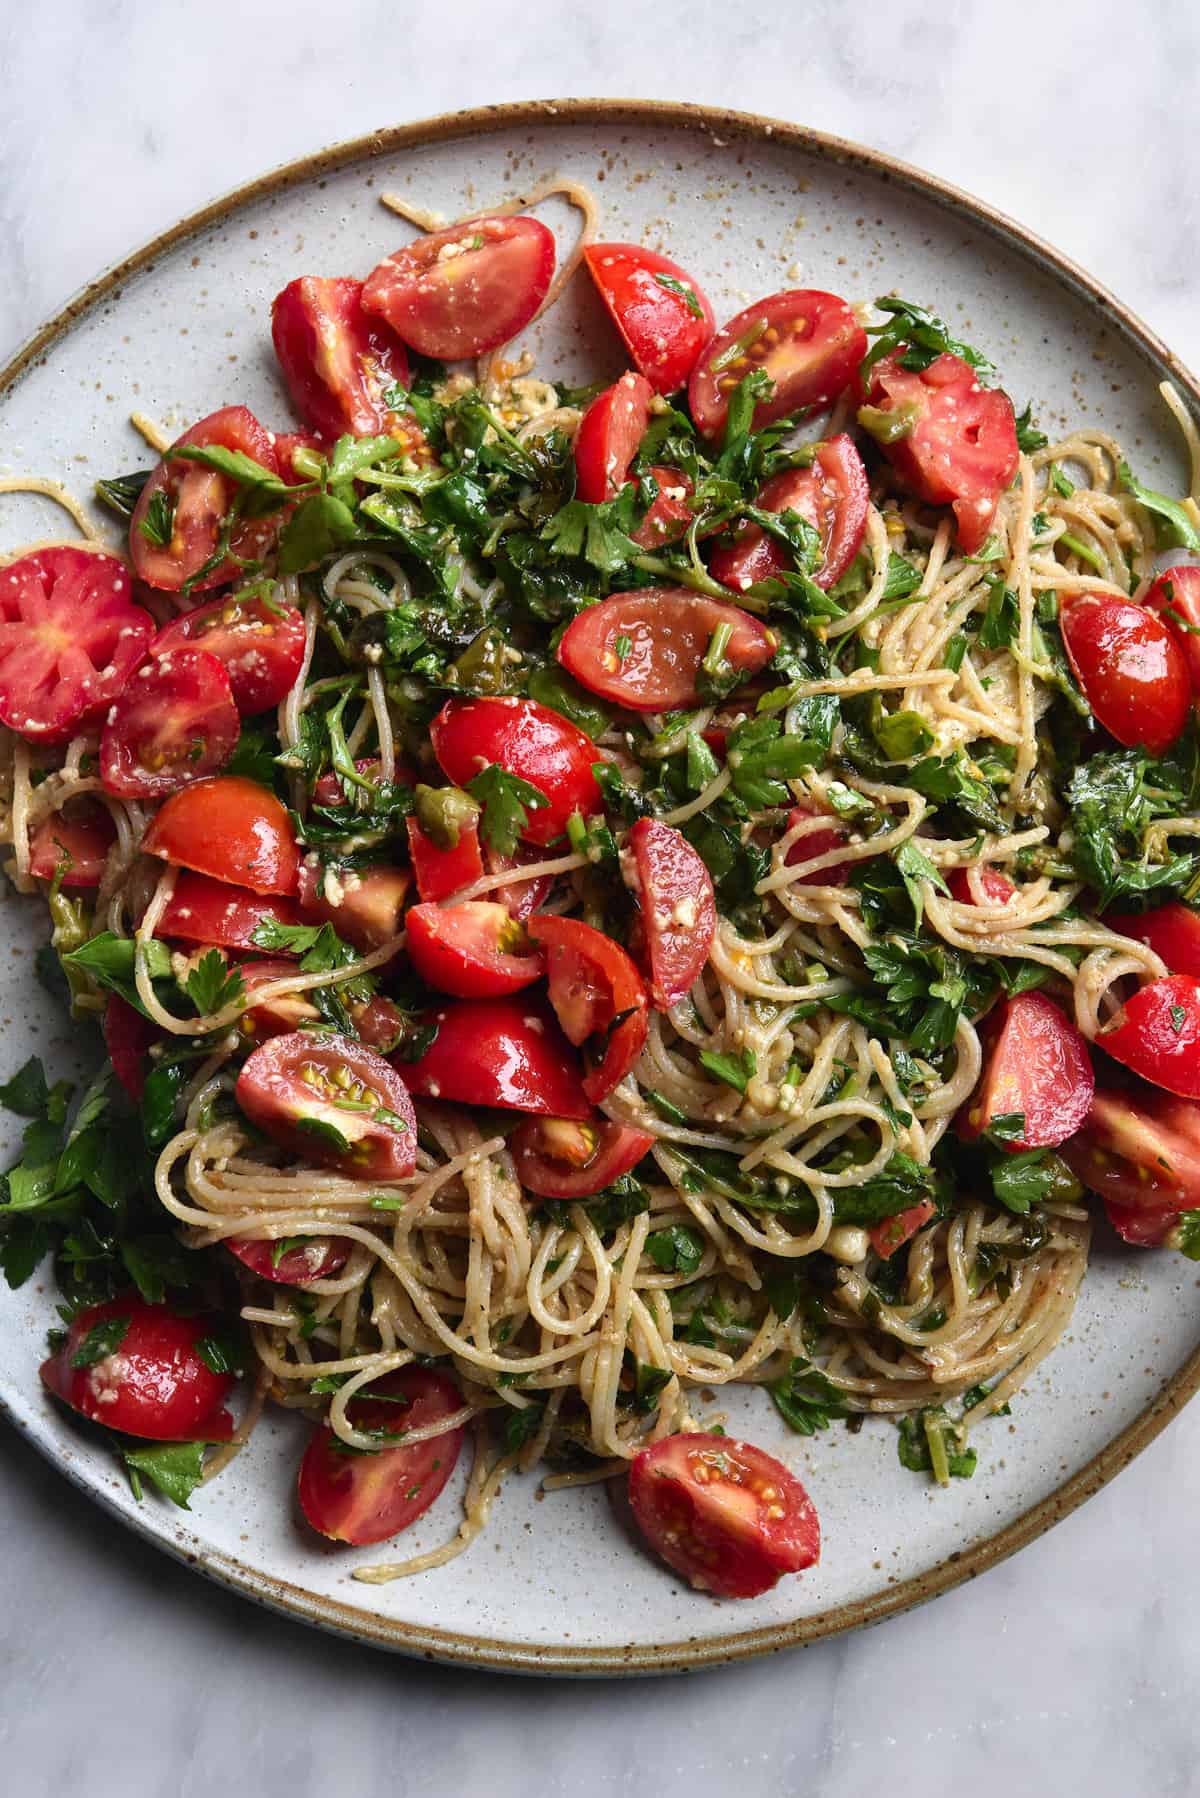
[1,100,1198,1676]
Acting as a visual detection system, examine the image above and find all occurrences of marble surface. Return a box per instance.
[1,2,1198,1793]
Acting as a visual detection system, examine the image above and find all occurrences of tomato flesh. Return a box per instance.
[406,813,484,903]
[235,959,322,1041]
[401,995,591,1119]
[431,696,602,847]
[296,861,410,953]
[869,1199,937,1260]
[511,1117,655,1198]
[948,865,1017,906]
[1144,564,1200,693]
[1059,1078,1200,1238]
[1096,974,1200,1098]
[1061,594,1190,756]
[130,406,282,593]
[0,549,153,743]
[573,372,655,502]
[1107,904,1200,977]
[584,243,714,394]
[153,590,306,716]
[99,647,240,800]
[963,991,1094,1149]
[271,275,413,441]
[483,844,554,920]
[690,289,866,441]
[558,588,774,713]
[103,994,159,1102]
[784,805,852,887]
[528,913,649,1102]
[236,1031,417,1180]
[156,871,300,950]
[143,774,299,895]
[406,900,543,998]
[39,1295,236,1442]
[627,818,717,1009]
[227,1235,350,1285]
[362,215,555,361]
[28,797,116,888]
[709,436,869,593]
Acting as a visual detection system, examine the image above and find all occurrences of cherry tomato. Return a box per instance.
[1144,564,1200,693]
[152,590,306,715]
[947,865,1018,906]
[584,243,714,394]
[102,994,159,1102]
[573,372,655,503]
[511,1117,655,1198]
[157,871,300,950]
[406,900,543,998]
[274,431,326,481]
[483,843,554,920]
[527,914,649,1103]
[628,1433,820,1598]
[631,466,695,550]
[860,351,1018,553]
[362,215,555,361]
[311,756,398,808]
[1107,903,1200,977]
[1060,594,1190,756]
[271,275,412,440]
[298,1367,465,1545]
[690,290,866,442]
[401,995,591,1119]
[348,994,407,1054]
[39,1295,236,1442]
[28,797,116,888]
[226,1234,350,1285]
[709,436,870,594]
[296,861,410,953]
[627,818,717,1009]
[130,406,282,593]
[1060,1077,1200,1217]
[784,805,853,887]
[235,959,322,1041]
[99,648,240,800]
[0,548,153,743]
[236,1031,417,1180]
[962,991,1094,1149]
[869,1199,937,1260]
[143,775,299,895]
[1103,1200,1182,1246]
[557,588,774,713]
[1095,974,1200,1098]
[406,812,484,903]
[431,696,602,847]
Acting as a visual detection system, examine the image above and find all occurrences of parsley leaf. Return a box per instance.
[770,1357,850,1435]
[468,766,549,857]
[185,950,246,1016]
[645,1224,705,1276]
[123,1439,207,1510]
[70,1314,129,1368]
[1117,460,1200,553]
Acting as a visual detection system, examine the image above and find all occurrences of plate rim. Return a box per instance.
[2,95,1199,1676]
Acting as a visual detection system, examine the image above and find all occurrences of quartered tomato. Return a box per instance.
[689,289,866,441]
[626,819,717,1009]
[226,1234,350,1285]
[235,959,321,1041]
[156,870,300,950]
[362,215,555,360]
[1144,564,1200,692]
[405,901,543,998]
[631,466,695,550]
[236,1031,417,1180]
[528,914,649,1103]
[28,797,116,888]
[709,436,870,593]
[1096,975,1200,1098]
[39,1295,236,1442]
[1059,1077,1200,1244]
[406,812,484,903]
[557,588,774,713]
[271,275,412,440]
[296,861,410,953]
[584,242,714,394]
[0,548,153,743]
[152,589,307,715]
[298,1367,465,1546]
[143,775,299,894]
[1060,594,1190,756]
[628,1433,820,1598]
[129,406,282,593]
[962,991,1094,1149]
[511,1117,654,1198]
[99,648,240,800]
[869,1199,937,1260]
[401,995,591,1119]
[573,372,654,503]
[431,696,602,847]
[783,805,853,887]
[1107,903,1200,977]
[948,865,1017,906]
[483,843,554,920]
[348,994,406,1054]
[103,994,158,1102]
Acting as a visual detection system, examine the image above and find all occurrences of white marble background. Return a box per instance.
[2,3,1199,1794]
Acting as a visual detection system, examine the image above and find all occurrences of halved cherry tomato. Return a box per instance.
[99,648,240,800]
[627,819,717,1009]
[348,994,406,1054]
[298,1367,465,1545]
[152,590,307,715]
[631,466,695,550]
[511,1117,654,1198]
[28,797,116,888]
[143,775,299,895]
[130,406,282,593]
[431,696,602,847]
[1095,974,1200,1098]
[362,215,555,360]
[628,1432,820,1598]
[558,588,774,713]
[1144,564,1200,692]
[709,436,870,594]
[156,871,300,950]
[1059,1077,1200,1217]
[527,914,649,1103]
[1060,594,1190,756]
[296,861,410,953]
[962,991,1094,1149]
[1107,903,1200,977]
[0,549,153,743]
[271,276,411,440]
[860,351,1018,553]
[784,805,853,887]
[226,1234,350,1285]
[401,995,591,1119]
[484,843,554,920]
[947,865,1017,906]
[1104,1200,1182,1246]
[573,372,655,503]
[236,1031,417,1180]
[103,994,159,1102]
[39,1295,236,1442]
[406,812,484,903]
[690,290,867,442]
[869,1198,937,1260]
[235,959,321,1041]
[406,900,543,998]
[584,243,714,395]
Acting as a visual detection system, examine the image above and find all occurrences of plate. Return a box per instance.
[1,100,1198,1676]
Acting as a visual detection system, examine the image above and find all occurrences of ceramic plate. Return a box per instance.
[1,101,1198,1676]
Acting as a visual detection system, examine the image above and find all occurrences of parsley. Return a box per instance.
[621,1352,673,1415]
[770,1357,850,1435]
[646,1089,688,1126]
[1117,460,1200,553]
[645,1224,705,1276]
[979,576,1019,649]
[990,1147,1080,1214]
[1014,404,1048,452]
[897,1407,977,1485]
[725,713,824,809]
[195,1329,245,1376]
[698,1046,757,1092]
[250,918,358,967]
[894,841,950,923]
[1048,463,1075,498]
[1175,1212,1200,1260]
[123,1439,207,1510]
[653,271,704,318]
[503,1403,545,1454]
[871,704,934,762]
[137,490,176,548]
[1066,746,1200,908]
[468,766,549,857]
[70,1313,129,1368]
[185,950,245,1016]
[95,470,151,520]
[862,296,998,384]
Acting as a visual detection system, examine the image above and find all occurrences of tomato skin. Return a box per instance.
[406,813,484,903]
[348,994,407,1054]
[948,865,1017,906]
[511,1117,655,1198]
[431,697,602,847]
[869,1198,937,1260]
[362,215,555,361]
[584,243,714,394]
[557,588,774,713]
[1107,904,1200,977]
[296,861,410,954]
[236,1031,417,1180]
[784,805,852,887]
[28,797,116,889]
[235,959,321,1041]
[631,466,695,551]
[103,994,159,1102]
[1096,975,1200,1098]
[143,775,300,895]
[627,819,717,1009]
[963,991,1094,1149]
[227,1235,350,1285]
[157,871,300,950]
[99,648,240,800]
[405,901,543,998]
[129,406,281,593]
[298,1367,465,1546]
[401,995,591,1120]
[39,1296,236,1442]
[1144,564,1200,693]
[629,1433,820,1598]
[1059,1078,1200,1232]
[483,844,554,920]
[527,914,649,1103]
[709,436,869,593]
[152,591,307,716]
[271,275,412,441]
[1060,594,1190,756]
[1104,1200,1181,1246]
[690,289,867,441]
[573,372,655,503]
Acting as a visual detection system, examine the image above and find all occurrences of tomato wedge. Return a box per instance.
[483,843,554,920]
[557,588,774,713]
[627,819,717,1009]
[103,994,159,1102]
[1095,974,1200,1098]
[39,1295,236,1442]
[1144,564,1200,692]
[709,436,869,594]
[628,1433,820,1598]
[690,289,866,441]
[1059,1077,1200,1219]
[406,812,484,903]
[406,900,543,998]
[274,431,326,481]
[156,871,300,950]
[631,466,695,550]
[348,994,407,1054]
[296,861,410,953]
[947,865,1017,906]
[99,648,240,800]
[362,215,555,360]
[584,243,714,394]
[152,589,307,715]
[226,1234,350,1285]
[236,1031,417,1180]
[143,775,299,895]
[573,372,654,502]
[28,797,116,888]
[431,696,602,847]
[0,548,153,743]
[271,275,412,440]
[962,991,1094,1149]
[1107,904,1200,977]
[401,995,590,1119]
[869,1199,937,1260]
[298,1367,465,1545]
[784,805,853,887]
[511,1117,654,1198]
[1060,594,1190,756]
[527,914,649,1103]
[129,406,282,593]
[235,959,322,1041]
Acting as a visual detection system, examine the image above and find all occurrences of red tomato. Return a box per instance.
[143,775,299,895]
[235,959,321,1041]
[962,991,1094,1149]
[129,406,282,593]
[431,697,602,847]
[557,588,774,713]
[631,466,695,551]
[311,756,393,808]
[1107,904,1200,977]
[527,914,649,1103]
[709,436,870,593]
[861,351,1018,553]
[103,994,158,1102]
[1104,1200,1181,1246]
[226,1234,350,1285]
[483,843,554,920]
[511,1117,654,1198]
[406,812,484,903]
[296,861,410,953]
[28,797,116,889]
[401,995,591,1119]
[0,549,153,743]
[406,900,543,998]
[584,243,714,394]
[784,805,853,887]
[1059,1077,1200,1228]
[947,865,1018,906]
[298,1367,465,1546]
[274,431,326,481]
[1095,975,1200,1098]
[157,871,300,950]
[152,590,306,716]
[869,1199,937,1260]
[99,648,240,800]
[1060,594,1190,756]
[690,290,867,441]
[627,819,717,1009]
[348,994,406,1054]
[39,1295,236,1442]
[236,1031,417,1180]
[573,372,655,503]
[628,1433,820,1598]
[1144,564,1200,693]
[362,215,555,360]
[271,276,412,440]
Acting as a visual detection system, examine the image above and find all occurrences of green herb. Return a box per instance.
[503,1403,545,1454]
[95,470,151,520]
[871,704,934,762]
[70,1314,129,1368]
[894,841,951,924]
[770,1357,850,1435]
[1175,1212,1200,1260]
[137,490,176,548]
[123,1439,207,1509]
[1118,460,1200,552]
[862,296,998,384]
[698,1046,757,1092]
[1048,464,1075,498]
[185,950,246,1016]
[645,1224,705,1276]
[646,1089,688,1126]
[652,271,704,318]
[1014,404,1048,452]
[468,765,549,857]
[195,1330,245,1376]
[897,1407,977,1484]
